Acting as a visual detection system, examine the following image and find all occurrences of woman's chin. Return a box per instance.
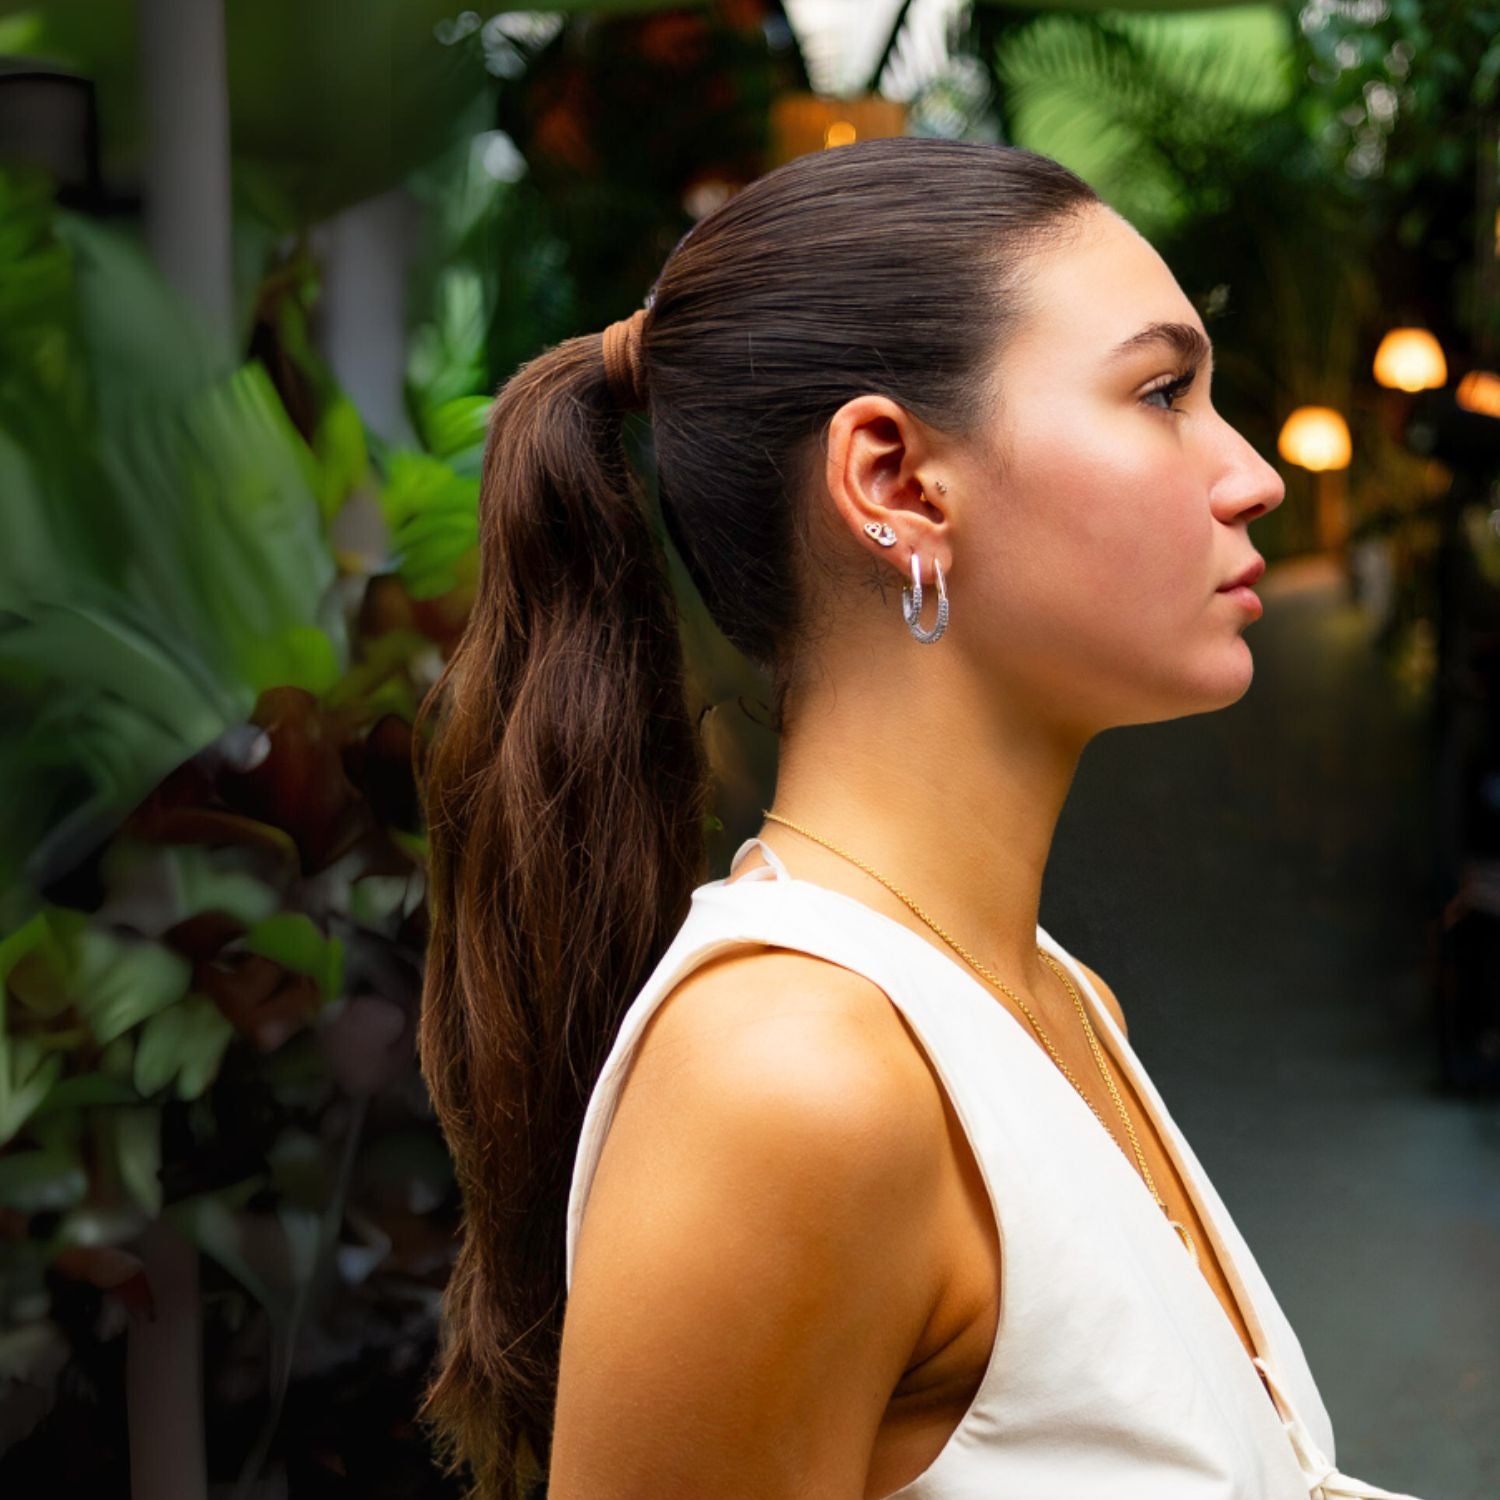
[1194,637,1257,710]
[1135,640,1257,724]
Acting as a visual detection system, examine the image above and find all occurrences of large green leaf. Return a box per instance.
[0,912,66,1143]
[97,841,282,933]
[990,6,1296,239]
[165,1187,321,1328]
[133,996,236,1101]
[69,928,193,1045]
[0,193,343,927]
[0,1038,62,1148]
[108,1103,162,1215]
[379,449,480,600]
[240,914,345,1004]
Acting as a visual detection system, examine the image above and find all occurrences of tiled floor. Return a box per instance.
[1042,554,1500,1500]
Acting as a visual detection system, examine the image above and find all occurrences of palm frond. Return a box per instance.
[0,182,342,927]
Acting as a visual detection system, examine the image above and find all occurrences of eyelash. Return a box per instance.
[1142,366,1199,414]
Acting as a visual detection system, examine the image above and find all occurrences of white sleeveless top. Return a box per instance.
[564,838,1429,1500]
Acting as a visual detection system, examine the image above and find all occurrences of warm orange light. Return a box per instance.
[1457,369,1500,419]
[769,93,908,165]
[1277,406,1352,471]
[1372,327,1448,391]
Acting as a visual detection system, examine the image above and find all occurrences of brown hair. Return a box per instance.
[412,137,1101,1498]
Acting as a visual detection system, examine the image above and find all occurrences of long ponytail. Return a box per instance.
[413,137,1101,1497]
[413,327,710,1498]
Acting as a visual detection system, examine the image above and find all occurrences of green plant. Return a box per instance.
[0,168,465,1494]
[0,166,344,934]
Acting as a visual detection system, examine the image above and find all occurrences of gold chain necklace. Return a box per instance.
[760,809,1200,1266]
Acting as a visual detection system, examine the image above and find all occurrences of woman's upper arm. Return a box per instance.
[550,954,950,1500]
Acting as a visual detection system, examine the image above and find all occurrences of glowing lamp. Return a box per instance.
[769,93,908,166]
[1372,327,1448,392]
[1277,406,1352,472]
[1457,369,1500,419]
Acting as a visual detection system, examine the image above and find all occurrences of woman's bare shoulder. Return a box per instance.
[582,948,944,1247]
[556,945,953,1496]
[630,942,949,1128]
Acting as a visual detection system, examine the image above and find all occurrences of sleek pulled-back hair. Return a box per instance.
[413,137,1101,1498]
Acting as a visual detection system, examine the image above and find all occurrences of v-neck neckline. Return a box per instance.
[709,865,1291,1425]
[1066,949,1278,1357]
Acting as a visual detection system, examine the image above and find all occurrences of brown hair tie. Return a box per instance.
[601,306,649,411]
[600,307,648,411]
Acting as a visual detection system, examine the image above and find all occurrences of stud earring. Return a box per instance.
[934,480,948,494]
[863,521,898,547]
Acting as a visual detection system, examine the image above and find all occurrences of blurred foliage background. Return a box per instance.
[1,0,1497,1495]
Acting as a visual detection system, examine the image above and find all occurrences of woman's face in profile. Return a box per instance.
[962,203,1286,734]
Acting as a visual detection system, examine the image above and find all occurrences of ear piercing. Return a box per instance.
[863,480,946,548]
[862,502,952,644]
[902,553,949,644]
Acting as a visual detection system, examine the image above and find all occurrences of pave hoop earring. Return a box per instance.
[902,553,949,644]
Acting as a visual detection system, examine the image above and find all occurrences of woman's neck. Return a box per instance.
[761,678,1085,1000]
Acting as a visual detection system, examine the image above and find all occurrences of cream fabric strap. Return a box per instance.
[1253,1357,1425,1500]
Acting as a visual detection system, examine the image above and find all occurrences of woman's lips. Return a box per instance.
[1217,584,1263,618]
[1218,556,1266,592]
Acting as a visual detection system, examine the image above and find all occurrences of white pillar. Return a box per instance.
[312,187,420,446]
[137,0,234,343]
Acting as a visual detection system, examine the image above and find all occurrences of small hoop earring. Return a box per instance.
[902,552,949,644]
[863,521,898,547]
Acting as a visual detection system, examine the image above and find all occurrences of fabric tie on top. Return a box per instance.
[1252,1357,1423,1500]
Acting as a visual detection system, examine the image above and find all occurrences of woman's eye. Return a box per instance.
[1142,367,1198,414]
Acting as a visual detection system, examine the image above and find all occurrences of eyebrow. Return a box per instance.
[1108,320,1215,369]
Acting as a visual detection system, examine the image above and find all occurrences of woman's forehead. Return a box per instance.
[1003,212,1206,375]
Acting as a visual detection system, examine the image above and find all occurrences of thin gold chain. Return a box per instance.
[760,809,1199,1264]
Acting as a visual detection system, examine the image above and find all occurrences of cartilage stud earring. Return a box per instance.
[863,521,898,547]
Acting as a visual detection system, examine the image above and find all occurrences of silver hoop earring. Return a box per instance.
[863,521,898,547]
[902,552,949,644]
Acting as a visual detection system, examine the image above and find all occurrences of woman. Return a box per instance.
[414,139,1428,1500]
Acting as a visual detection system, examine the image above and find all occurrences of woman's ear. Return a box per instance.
[823,395,949,564]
